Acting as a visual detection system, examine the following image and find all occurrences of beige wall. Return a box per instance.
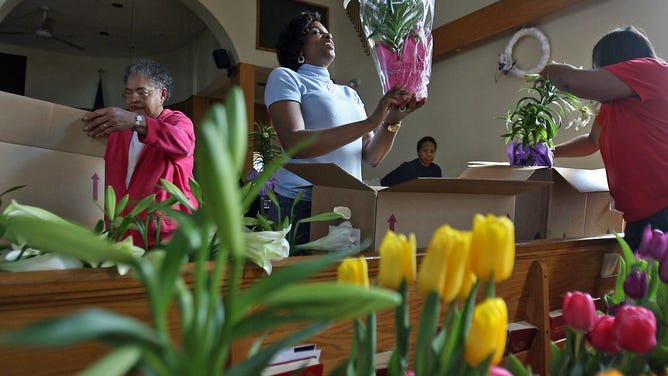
[0,0,666,179]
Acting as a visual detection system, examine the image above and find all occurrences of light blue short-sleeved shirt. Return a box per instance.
[265,64,367,200]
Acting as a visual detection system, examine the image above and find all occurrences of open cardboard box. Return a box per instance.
[285,163,548,250]
[0,91,106,228]
[459,162,624,239]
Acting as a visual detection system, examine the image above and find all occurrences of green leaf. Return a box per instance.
[414,291,440,376]
[1,309,162,348]
[159,179,196,211]
[2,204,138,265]
[297,211,345,224]
[261,283,401,321]
[225,86,248,175]
[77,345,143,376]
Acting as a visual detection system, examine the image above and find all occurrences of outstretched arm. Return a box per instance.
[269,87,418,159]
[540,63,635,102]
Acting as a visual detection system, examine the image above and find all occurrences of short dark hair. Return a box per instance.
[592,26,657,68]
[417,136,437,152]
[276,11,321,71]
[124,59,174,100]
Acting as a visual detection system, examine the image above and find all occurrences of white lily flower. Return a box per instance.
[333,206,352,220]
[244,225,291,274]
[89,235,145,275]
[0,244,83,272]
[295,221,361,251]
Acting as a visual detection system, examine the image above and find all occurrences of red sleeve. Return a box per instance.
[140,109,195,158]
[604,58,668,102]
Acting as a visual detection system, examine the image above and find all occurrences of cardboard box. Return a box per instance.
[0,91,106,228]
[285,163,548,250]
[459,163,624,239]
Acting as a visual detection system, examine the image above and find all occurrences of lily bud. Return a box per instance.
[378,231,416,290]
[622,267,648,299]
[337,257,369,288]
[464,297,508,366]
[613,305,656,354]
[470,214,515,282]
[562,291,596,332]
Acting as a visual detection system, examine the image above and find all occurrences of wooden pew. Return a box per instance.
[0,236,619,375]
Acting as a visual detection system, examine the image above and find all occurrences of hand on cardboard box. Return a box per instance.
[82,107,145,137]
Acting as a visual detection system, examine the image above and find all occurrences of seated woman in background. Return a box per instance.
[381,136,442,186]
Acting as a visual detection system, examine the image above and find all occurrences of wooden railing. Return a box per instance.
[0,235,619,375]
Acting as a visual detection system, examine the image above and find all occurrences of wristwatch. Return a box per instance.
[133,115,143,132]
[384,121,401,133]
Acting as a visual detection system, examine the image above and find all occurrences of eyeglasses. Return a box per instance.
[122,89,154,99]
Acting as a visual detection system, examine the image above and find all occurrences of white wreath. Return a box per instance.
[498,27,551,78]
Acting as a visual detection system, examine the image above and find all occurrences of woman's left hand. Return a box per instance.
[82,107,137,138]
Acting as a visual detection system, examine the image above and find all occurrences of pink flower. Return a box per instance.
[490,366,513,376]
[374,31,432,101]
[563,291,596,332]
[587,314,621,354]
[613,305,656,354]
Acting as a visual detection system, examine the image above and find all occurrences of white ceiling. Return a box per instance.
[0,0,207,57]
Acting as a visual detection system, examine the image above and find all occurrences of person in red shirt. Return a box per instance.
[541,26,668,250]
[82,59,197,248]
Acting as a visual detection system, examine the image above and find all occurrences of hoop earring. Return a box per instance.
[297,54,305,64]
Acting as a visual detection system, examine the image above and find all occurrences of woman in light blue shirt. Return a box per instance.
[265,11,424,247]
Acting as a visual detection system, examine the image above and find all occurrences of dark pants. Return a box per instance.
[624,206,668,251]
[268,193,312,248]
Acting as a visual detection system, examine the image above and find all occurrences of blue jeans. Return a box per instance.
[267,193,312,249]
[624,206,668,251]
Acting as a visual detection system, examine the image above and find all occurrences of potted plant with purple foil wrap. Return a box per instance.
[501,74,593,167]
[345,0,434,101]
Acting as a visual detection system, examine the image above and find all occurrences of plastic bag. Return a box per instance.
[359,0,435,101]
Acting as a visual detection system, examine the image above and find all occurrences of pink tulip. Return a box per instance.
[563,291,596,332]
[587,314,621,354]
[490,366,513,376]
[613,305,656,354]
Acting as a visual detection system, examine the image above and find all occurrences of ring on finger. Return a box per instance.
[399,106,407,112]
[103,123,107,129]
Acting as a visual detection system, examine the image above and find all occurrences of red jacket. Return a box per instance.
[104,108,197,247]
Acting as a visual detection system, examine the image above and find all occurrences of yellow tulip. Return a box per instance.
[594,370,623,376]
[456,232,477,301]
[464,297,508,366]
[337,257,369,288]
[417,226,470,302]
[378,231,416,290]
[470,214,515,282]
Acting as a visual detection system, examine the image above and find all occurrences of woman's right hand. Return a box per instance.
[369,87,424,127]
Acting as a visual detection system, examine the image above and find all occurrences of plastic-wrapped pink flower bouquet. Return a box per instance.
[350,0,434,101]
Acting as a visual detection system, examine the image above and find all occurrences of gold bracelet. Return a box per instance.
[384,121,401,133]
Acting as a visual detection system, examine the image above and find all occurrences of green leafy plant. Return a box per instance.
[249,121,282,172]
[0,87,401,375]
[501,74,593,149]
[359,0,428,54]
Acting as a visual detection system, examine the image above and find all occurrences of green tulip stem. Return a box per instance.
[391,279,410,376]
[573,330,583,364]
[486,271,496,299]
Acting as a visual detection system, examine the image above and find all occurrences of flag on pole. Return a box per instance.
[93,77,104,110]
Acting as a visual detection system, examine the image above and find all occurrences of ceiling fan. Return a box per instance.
[0,5,85,51]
